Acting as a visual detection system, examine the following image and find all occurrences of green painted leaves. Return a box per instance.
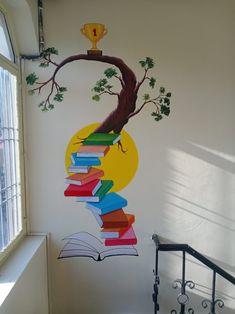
[38,101,55,112]
[54,93,64,102]
[26,47,69,111]
[92,68,119,101]
[92,94,100,101]
[160,87,165,94]
[92,78,111,100]
[151,87,172,122]
[149,77,156,88]
[161,105,170,116]
[39,62,49,67]
[52,87,67,106]
[138,57,172,123]
[104,68,118,78]
[26,73,38,85]
[151,112,163,121]
[39,47,59,67]
[40,47,58,58]
[58,87,67,93]
[93,78,108,93]
[143,94,150,101]
[139,57,155,69]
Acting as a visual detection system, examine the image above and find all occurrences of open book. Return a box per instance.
[58,232,138,261]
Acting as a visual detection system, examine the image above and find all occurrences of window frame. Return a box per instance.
[0,3,27,265]
[0,8,15,63]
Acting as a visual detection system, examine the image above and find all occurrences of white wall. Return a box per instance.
[0,236,49,314]
[24,0,235,313]
[5,0,39,55]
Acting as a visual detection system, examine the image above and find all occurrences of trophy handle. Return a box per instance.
[102,28,108,38]
[80,27,86,36]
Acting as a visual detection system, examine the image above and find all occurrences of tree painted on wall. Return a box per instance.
[26,25,173,259]
[26,48,172,137]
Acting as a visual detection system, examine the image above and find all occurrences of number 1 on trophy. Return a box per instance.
[93,28,97,37]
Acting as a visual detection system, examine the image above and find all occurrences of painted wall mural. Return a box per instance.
[26,23,172,261]
[61,124,139,260]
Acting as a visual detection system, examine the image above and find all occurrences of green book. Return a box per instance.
[76,180,113,202]
[83,133,121,146]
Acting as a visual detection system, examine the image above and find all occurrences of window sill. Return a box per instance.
[0,234,47,307]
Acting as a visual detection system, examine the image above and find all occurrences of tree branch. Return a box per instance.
[31,77,55,93]
[31,54,137,97]
[128,99,157,119]
[44,55,59,67]
[98,90,119,97]
[135,68,148,94]
[114,75,125,88]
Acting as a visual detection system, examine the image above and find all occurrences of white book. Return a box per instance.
[68,164,90,173]
[58,232,138,261]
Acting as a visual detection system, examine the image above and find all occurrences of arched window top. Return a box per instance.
[0,9,15,63]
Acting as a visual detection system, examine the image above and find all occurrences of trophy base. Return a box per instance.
[87,49,102,56]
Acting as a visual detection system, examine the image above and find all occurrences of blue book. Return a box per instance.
[86,192,128,215]
[70,153,101,166]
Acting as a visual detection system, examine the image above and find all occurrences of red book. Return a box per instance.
[104,226,137,246]
[64,179,101,197]
[65,167,104,186]
[101,210,135,228]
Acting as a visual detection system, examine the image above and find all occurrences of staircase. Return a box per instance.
[152,234,235,314]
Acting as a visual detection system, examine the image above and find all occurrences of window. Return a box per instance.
[0,10,15,62]
[0,7,25,260]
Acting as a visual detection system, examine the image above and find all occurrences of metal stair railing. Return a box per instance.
[152,234,235,314]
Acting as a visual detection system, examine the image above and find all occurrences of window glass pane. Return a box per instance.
[0,66,22,252]
[0,10,15,62]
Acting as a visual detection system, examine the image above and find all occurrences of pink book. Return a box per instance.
[77,145,110,157]
[104,226,137,246]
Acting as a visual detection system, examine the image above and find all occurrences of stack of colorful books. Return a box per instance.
[64,132,137,246]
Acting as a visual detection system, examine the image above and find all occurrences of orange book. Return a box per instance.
[65,168,104,186]
[101,220,134,238]
[101,211,135,228]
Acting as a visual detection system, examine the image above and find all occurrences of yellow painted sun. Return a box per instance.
[65,123,138,192]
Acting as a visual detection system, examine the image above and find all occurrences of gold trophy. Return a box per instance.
[81,23,107,55]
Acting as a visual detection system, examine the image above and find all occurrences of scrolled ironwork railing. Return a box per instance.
[152,234,235,314]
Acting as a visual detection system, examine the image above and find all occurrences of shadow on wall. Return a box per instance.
[164,138,235,253]
[157,134,235,311]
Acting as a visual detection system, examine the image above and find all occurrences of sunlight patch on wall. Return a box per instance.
[164,147,235,266]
